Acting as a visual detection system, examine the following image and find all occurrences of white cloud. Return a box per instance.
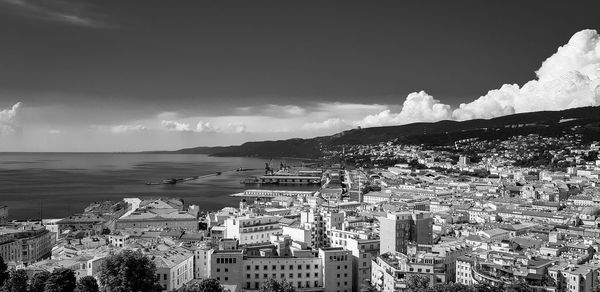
[453,29,600,120]
[161,119,247,134]
[302,118,349,131]
[161,120,192,132]
[353,91,452,127]
[266,104,306,116]
[0,0,111,28]
[0,102,22,134]
[110,124,146,134]
[195,121,218,133]
[227,122,247,133]
[48,129,62,135]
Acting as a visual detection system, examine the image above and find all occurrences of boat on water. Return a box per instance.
[161,178,179,185]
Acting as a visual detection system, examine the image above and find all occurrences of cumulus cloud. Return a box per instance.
[353,91,452,127]
[161,119,247,134]
[161,120,193,132]
[195,121,219,133]
[302,118,349,131]
[453,29,600,120]
[110,124,146,134]
[227,122,247,133]
[0,102,23,134]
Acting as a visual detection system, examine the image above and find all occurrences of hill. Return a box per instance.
[160,106,600,158]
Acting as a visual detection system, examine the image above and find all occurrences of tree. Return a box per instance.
[75,276,99,292]
[180,279,224,292]
[259,279,296,292]
[0,256,7,288]
[1,270,28,292]
[584,151,598,162]
[424,283,471,292]
[97,250,161,292]
[44,268,76,292]
[406,274,430,292]
[359,283,378,292]
[28,271,50,292]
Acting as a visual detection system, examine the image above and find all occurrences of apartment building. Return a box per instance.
[224,215,282,245]
[152,247,194,291]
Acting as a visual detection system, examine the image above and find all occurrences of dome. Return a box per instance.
[580,207,600,217]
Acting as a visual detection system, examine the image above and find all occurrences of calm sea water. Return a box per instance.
[0,153,318,220]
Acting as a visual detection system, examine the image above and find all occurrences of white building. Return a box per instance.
[152,248,194,291]
[224,215,283,245]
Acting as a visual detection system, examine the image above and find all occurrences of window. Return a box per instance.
[298,265,302,269]
[290,265,294,270]
[246,265,251,270]
[264,265,268,270]
[216,268,220,272]
[255,265,259,270]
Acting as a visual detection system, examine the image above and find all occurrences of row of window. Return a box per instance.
[215,257,237,264]
[329,255,349,261]
[246,272,319,279]
[245,280,320,289]
[246,264,319,270]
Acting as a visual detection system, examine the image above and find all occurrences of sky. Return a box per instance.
[0,0,599,152]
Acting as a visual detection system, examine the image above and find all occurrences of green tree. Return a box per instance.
[359,283,378,292]
[74,276,99,292]
[406,274,430,292]
[44,268,76,292]
[180,278,225,292]
[1,270,28,292]
[259,279,296,292]
[28,271,50,292]
[0,256,7,288]
[97,250,161,292]
[424,283,472,292]
[505,281,530,292]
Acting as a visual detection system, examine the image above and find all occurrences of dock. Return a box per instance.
[230,189,316,199]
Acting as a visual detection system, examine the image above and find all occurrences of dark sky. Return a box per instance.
[0,0,598,151]
[0,0,598,109]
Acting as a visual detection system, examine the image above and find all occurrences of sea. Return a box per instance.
[0,153,319,220]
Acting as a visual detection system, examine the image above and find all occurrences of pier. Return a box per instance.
[230,189,316,199]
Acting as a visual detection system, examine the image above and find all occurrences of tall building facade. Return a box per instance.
[379,211,433,255]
